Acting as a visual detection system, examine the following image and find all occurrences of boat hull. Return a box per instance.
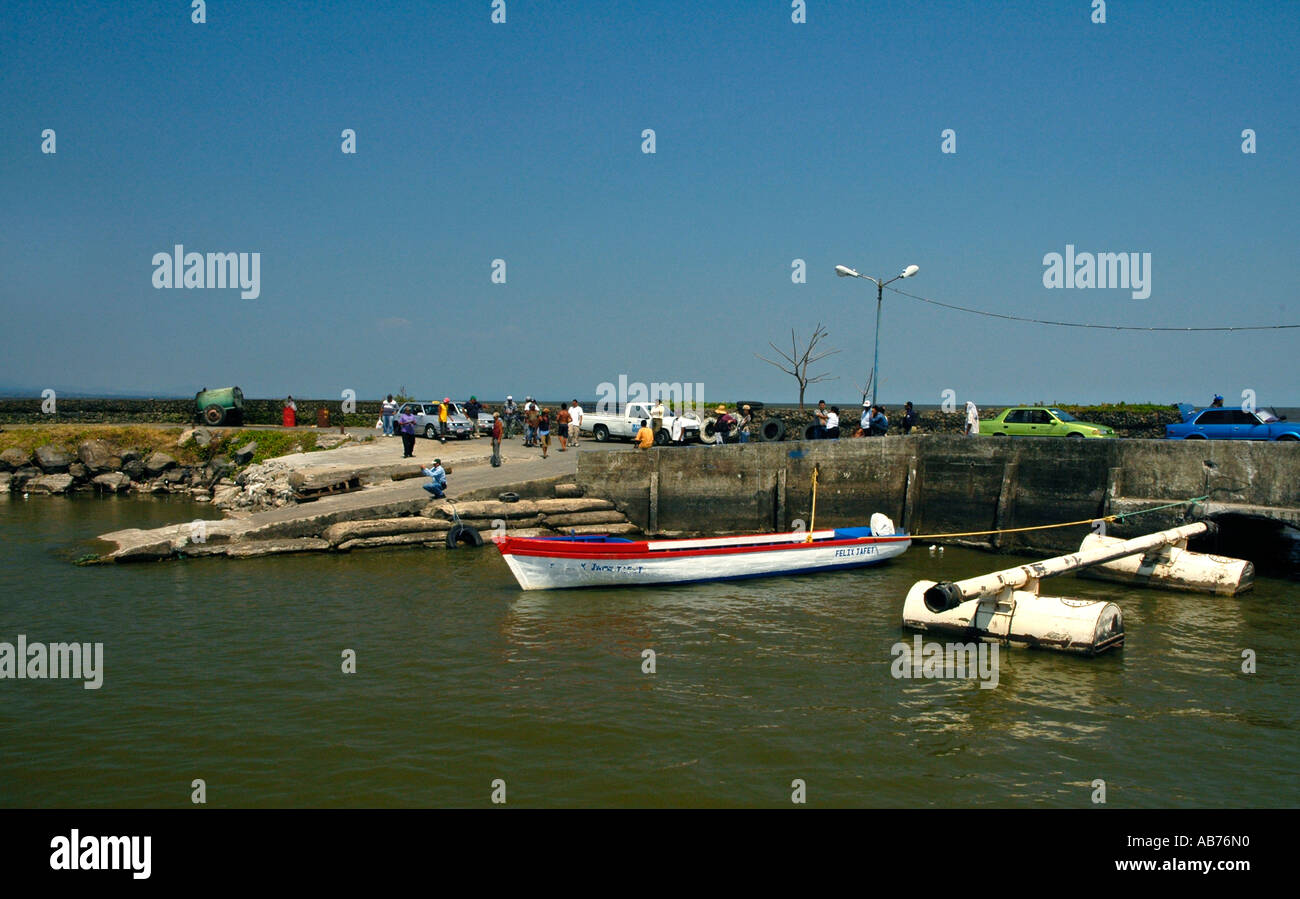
[497,529,911,591]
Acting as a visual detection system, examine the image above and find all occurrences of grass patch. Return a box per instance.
[0,425,202,463]
[1,424,325,469]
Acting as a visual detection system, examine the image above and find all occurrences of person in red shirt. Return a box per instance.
[490,411,503,467]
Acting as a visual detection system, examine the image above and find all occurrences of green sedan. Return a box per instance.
[983,407,1116,439]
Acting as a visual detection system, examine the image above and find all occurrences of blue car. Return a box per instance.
[1166,404,1299,441]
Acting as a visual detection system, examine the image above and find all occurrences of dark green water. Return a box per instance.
[1,495,1295,808]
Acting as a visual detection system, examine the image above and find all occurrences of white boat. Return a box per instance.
[495,514,910,591]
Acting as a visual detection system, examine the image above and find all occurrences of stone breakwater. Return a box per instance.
[0,428,356,511]
[95,485,638,562]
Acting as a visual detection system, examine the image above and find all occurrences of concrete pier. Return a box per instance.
[575,436,1300,568]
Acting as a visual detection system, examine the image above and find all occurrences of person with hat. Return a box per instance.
[712,405,733,445]
[523,399,540,447]
[490,411,503,467]
[422,458,447,498]
[651,397,665,439]
[859,401,872,437]
[503,396,519,439]
[465,395,483,435]
[737,404,754,443]
[1210,394,1225,408]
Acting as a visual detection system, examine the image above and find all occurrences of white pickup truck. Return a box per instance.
[583,402,701,445]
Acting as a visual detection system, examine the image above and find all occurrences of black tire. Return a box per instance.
[593,424,610,442]
[498,492,519,503]
[1067,432,1084,439]
[1276,434,1298,441]
[993,432,1007,437]
[424,424,437,439]
[446,523,484,548]
[654,429,671,446]
[759,418,785,442]
[803,423,820,441]
[701,417,717,441]
[203,404,225,426]
[1186,434,1207,440]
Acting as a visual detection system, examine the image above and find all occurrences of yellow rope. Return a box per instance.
[899,494,1208,541]
[903,515,1116,541]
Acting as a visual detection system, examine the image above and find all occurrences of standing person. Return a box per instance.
[490,412,503,467]
[397,405,417,458]
[421,458,447,498]
[737,405,754,443]
[568,399,583,445]
[826,406,841,439]
[1210,394,1225,408]
[465,396,483,435]
[634,419,655,449]
[813,400,829,439]
[524,400,540,447]
[859,402,872,437]
[283,395,297,428]
[670,413,685,445]
[438,398,450,443]
[503,396,519,438]
[964,401,980,437]
[651,397,665,438]
[538,408,551,459]
[870,405,889,436]
[901,401,918,435]
[556,403,572,452]
[381,395,397,437]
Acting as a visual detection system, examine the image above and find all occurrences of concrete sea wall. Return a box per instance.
[575,436,1300,564]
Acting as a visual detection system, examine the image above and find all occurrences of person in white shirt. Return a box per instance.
[568,400,583,445]
[651,399,665,438]
[380,395,398,437]
[860,402,871,435]
[965,401,980,436]
[825,406,840,439]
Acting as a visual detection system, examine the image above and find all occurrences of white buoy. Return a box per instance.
[903,580,1123,656]
[1075,533,1253,595]
[902,522,1222,656]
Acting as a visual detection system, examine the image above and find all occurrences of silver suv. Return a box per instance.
[397,402,472,440]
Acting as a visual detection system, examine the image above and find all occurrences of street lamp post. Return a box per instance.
[834,263,919,412]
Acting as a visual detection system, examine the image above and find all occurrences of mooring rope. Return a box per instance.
[899,494,1211,541]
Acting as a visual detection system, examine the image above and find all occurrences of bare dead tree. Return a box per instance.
[756,323,841,412]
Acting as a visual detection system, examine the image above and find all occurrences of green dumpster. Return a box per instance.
[195,387,244,426]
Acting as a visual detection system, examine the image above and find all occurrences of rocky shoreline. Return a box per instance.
[0,427,357,512]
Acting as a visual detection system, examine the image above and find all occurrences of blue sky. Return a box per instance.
[2,0,1296,407]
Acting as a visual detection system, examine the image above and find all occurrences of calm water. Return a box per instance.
[0,495,1295,808]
